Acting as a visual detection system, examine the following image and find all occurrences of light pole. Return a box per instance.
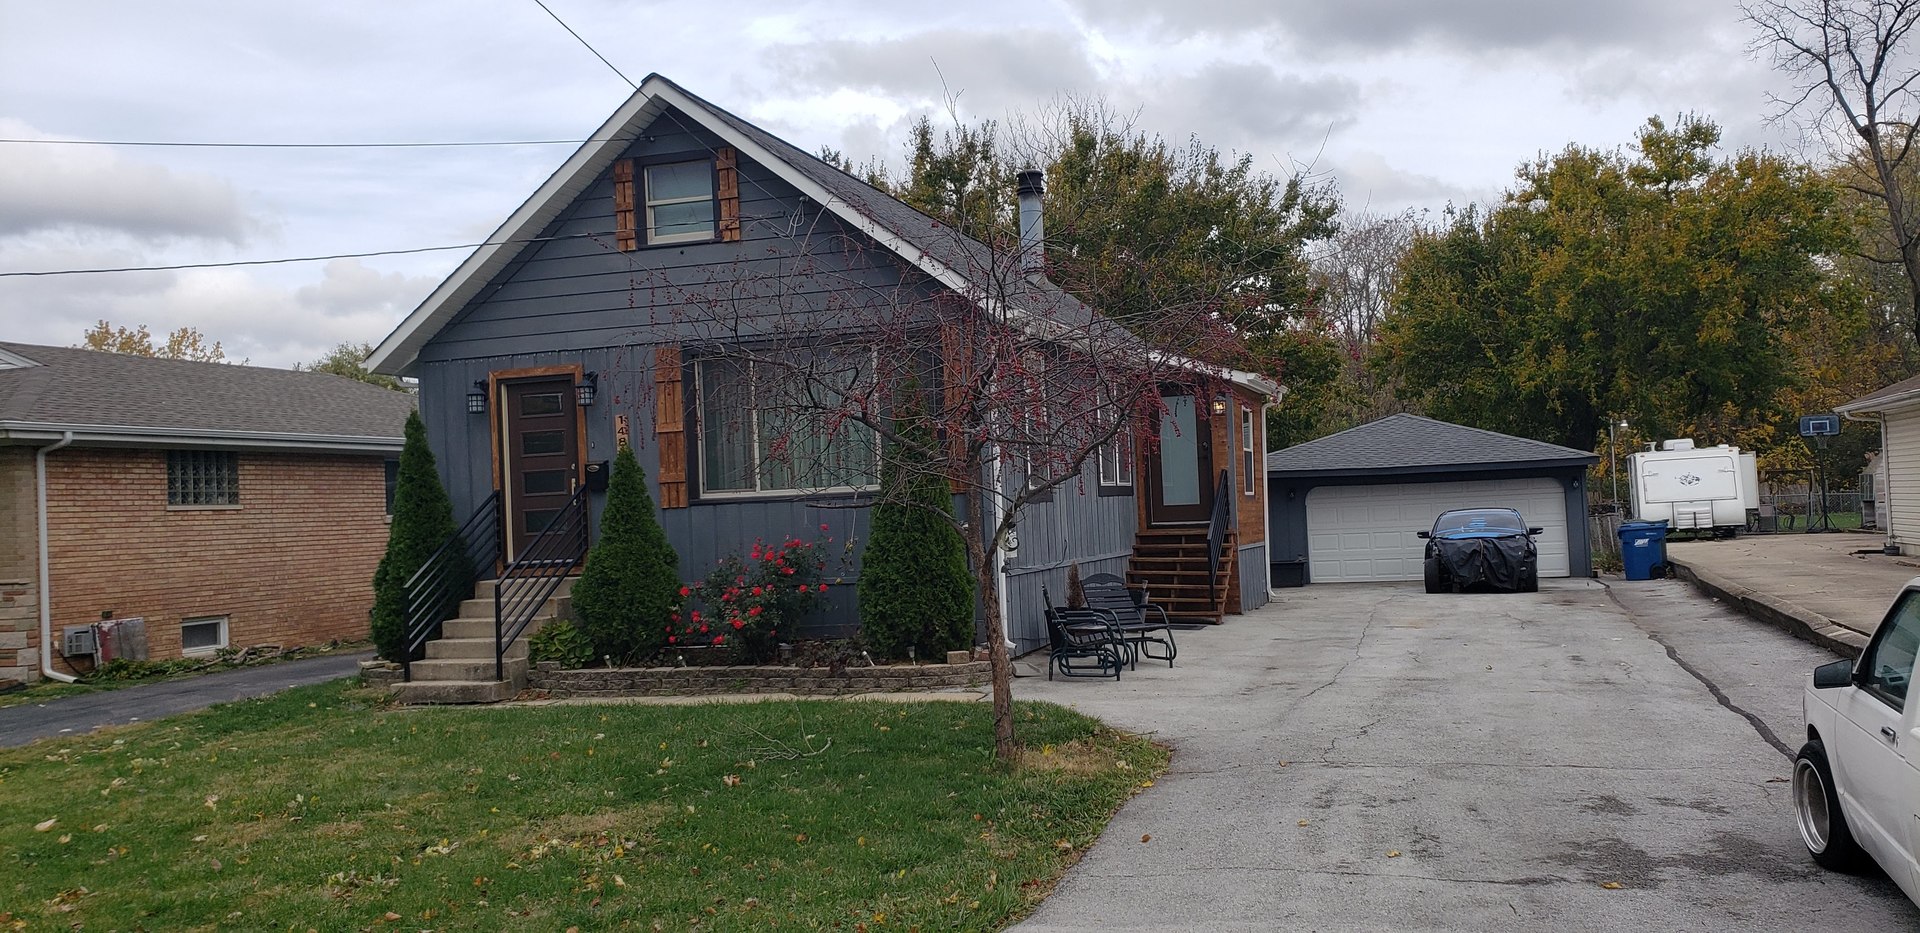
[1608,419,1628,514]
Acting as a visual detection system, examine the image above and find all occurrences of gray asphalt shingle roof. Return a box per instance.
[0,342,414,442]
[1838,371,1920,414]
[1266,413,1597,476]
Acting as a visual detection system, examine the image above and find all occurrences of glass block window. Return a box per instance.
[167,450,239,506]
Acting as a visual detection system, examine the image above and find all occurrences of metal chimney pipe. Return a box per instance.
[1016,169,1045,275]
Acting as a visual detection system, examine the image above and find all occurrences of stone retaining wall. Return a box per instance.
[527,660,991,697]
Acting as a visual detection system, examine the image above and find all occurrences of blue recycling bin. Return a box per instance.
[1618,520,1670,580]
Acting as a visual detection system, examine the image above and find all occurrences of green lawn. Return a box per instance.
[0,680,1165,931]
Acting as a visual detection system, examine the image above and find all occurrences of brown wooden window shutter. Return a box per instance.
[613,158,637,251]
[716,147,741,242]
[939,324,971,493]
[654,345,688,508]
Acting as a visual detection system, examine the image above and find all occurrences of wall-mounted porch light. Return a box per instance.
[1210,396,1230,416]
[466,380,489,415]
[576,371,599,407]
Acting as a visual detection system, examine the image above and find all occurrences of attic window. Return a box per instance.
[645,160,716,244]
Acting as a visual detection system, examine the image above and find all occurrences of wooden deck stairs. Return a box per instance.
[1126,528,1239,624]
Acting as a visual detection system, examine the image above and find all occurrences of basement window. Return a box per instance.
[167,450,239,507]
[180,616,228,656]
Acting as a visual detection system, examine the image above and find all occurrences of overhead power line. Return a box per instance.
[0,232,608,278]
[0,137,603,149]
[532,0,636,89]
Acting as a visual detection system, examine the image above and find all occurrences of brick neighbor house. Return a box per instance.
[0,342,416,683]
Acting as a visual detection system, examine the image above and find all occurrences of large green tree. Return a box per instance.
[298,341,408,391]
[1378,116,1853,450]
[371,410,459,662]
[877,104,1340,447]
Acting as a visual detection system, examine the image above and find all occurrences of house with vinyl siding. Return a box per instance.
[365,74,1281,702]
[1839,375,1920,554]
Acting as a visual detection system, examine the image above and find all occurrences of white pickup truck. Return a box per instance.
[1795,578,1920,906]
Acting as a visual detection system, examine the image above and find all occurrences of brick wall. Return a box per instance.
[37,447,390,676]
[0,448,38,681]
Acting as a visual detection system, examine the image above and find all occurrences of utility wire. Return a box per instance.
[0,232,609,278]
[532,0,636,89]
[0,137,603,149]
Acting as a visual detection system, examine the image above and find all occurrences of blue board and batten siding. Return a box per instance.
[412,106,1137,646]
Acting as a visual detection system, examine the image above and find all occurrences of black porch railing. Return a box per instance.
[1205,469,1230,609]
[400,491,500,683]
[494,485,591,682]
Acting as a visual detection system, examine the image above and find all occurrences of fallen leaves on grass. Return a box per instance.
[33,818,55,832]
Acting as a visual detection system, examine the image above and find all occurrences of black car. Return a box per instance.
[1418,508,1543,594]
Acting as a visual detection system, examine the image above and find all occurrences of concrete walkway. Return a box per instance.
[0,651,370,748]
[1666,531,1916,654]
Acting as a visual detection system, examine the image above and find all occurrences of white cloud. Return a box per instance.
[0,120,257,242]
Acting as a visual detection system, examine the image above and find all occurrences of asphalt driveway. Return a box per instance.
[0,651,370,748]
[1013,579,1915,932]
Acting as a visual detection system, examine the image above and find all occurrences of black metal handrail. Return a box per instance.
[1205,469,1231,609]
[494,485,591,681]
[401,491,500,683]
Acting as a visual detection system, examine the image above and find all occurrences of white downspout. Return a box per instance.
[1261,399,1276,596]
[985,447,1015,651]
[37,431,76,683]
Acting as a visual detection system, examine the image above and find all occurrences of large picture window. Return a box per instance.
[167,450,238,506]
[697,350,879,495]
[645,160,716,244]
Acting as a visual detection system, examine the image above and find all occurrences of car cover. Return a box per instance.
[1432,535,1531,590]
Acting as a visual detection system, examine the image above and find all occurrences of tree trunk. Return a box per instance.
[967,533,1018,762]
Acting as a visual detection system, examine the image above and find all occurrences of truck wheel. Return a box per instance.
[1424,558,1443,594]
[1793,740,1865,871]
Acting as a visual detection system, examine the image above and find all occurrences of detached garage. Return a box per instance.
[1267,415,1598,586]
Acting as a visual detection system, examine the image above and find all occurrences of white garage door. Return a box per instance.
[1305,479,1570,583]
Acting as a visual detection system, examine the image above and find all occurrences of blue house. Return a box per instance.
[367,75,1281,701]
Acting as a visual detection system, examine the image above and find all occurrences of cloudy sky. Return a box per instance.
[0,0,1802,368]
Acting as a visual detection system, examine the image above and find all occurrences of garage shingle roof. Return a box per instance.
[1267,414,1597,476]
[0,342,414,443]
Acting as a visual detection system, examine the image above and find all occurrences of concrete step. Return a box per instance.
[439,614,558,640]
[457,594,570,620]
[409,656,528,683]
[425,636,528,660]
[391,679,516,705]
[472,576,578,601]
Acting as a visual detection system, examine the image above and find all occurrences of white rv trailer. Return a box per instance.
[1629,439,1757,536]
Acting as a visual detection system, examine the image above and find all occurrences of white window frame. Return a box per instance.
[180,616,228,656]
[693,351,882,498]
[1098,429,1134,488]
[644,159,716,245]
[1241,406,1257,496]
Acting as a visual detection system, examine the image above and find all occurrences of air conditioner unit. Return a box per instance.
[62,625,97,658]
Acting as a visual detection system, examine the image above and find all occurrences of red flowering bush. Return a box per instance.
[666,535,833,663]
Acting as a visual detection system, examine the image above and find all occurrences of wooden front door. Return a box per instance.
[1145,390,1214,525]
[499,376,584,562]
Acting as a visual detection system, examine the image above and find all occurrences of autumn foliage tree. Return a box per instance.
[80,321,226,362]
[1379,115,1854,450]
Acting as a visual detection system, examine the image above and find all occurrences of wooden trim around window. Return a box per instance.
[654,346,688,508]
[613,159,637,251]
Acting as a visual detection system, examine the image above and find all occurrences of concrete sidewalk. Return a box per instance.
[1664,531,1916,656]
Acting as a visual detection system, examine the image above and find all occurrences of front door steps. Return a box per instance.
[390,577,572,705]
[1127,527,1239,623]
